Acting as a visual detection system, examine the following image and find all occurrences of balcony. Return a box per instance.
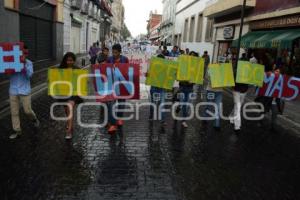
[80,0,89,15]
[204,0,256,18]
[70,0,83,10]
[88,1,94,18]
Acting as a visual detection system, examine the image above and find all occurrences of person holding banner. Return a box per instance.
[169,46,180,58]
[176,51,198,128]
[203,63,223,131]
[106,44,129,134]
[8,45,40,139]
[57,52,83,139]
[148,54,167,125]
[230,54,249,132]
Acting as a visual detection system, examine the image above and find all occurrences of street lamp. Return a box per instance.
[235,0,247,68]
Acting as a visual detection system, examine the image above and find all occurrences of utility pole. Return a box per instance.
[235,0,247,68]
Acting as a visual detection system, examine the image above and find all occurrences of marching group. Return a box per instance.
[6,43,283,140]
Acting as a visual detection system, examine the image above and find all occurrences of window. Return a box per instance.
[174,35,178,46]
[205,18,214,42]
[196,14,203,42]
[183,18,189,42]
[189,16,195,42]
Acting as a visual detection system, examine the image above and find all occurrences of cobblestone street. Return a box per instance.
[0,86,300,200]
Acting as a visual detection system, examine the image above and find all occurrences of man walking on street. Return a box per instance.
[106,44,129,134]
[230,53,249,132]
[9,45,40,139]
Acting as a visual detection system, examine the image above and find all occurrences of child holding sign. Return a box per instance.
[57,52,83,139]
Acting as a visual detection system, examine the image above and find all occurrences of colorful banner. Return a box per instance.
[257,73,300,101]
[0,42,25,74]
[48,68,89,96]
[236,61,265,87]
[208,63,235,88]
[92,63,140,102]
[177,55,205,84]
[145,57,178,90]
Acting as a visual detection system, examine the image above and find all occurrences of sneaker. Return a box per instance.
[33,119,40,128]
[182,121,188,128]
[116,120,124,126]
[65,134,72,140]
[108,125,118,134]
[9,131,22,139]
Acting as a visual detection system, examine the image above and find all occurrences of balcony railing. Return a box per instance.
[70,0,83,10]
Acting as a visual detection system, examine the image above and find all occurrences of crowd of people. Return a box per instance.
[6,42,284,140]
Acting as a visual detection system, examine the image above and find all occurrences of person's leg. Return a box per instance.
[149,88,155,119]
[65,100,75,139]
[214,92,223,128]
[158,89,166,122]
[204,90,214,118]
[9,95,21,132]
[21,95,38,122]
[233,91,242,130]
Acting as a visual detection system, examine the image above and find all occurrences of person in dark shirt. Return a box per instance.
[162,46,170,57]
[106,44,129,134]
[176,51,198,128]
[230,53,249,132]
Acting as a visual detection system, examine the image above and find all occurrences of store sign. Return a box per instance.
[223,26,235,39]
[251,15,300,30]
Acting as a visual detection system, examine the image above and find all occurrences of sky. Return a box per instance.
[123,0,163,38]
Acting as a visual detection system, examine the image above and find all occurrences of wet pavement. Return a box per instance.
[0,86,300,200]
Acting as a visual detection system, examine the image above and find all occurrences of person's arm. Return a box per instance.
[24,60,33,79]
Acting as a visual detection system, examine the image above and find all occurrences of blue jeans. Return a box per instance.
[179,85,194,118]
[150,87,166,121]
[107,99,126,125]
[204,91,223,128]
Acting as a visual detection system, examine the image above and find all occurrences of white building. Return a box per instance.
[63,0,102,55]
[111,0,125,43]
[173,0,214,56]
[160,0,176,45]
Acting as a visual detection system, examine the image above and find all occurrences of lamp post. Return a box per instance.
[235,0,247,68]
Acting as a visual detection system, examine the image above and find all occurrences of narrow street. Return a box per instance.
[0,81,299,200]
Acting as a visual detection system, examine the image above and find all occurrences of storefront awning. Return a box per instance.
[232,29,300,49]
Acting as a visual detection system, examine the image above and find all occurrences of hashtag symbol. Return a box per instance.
[0,42,25,74]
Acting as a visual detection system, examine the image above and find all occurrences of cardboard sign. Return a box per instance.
[92,63,140,102]
[177,55,205,84]
[208,63,235,88]
[236,61,265,87]
[257,73,300,101]
[0,42,25,74]
[145,57,178,90]
[48,68,89,96]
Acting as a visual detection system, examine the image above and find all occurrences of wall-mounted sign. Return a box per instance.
[251,15,300,30]
[223,26,235,39]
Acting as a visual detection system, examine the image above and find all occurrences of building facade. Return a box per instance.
[147,11,162,42]
[204,0,300,76]
[0,0,64,62]
[160,0,176,45]
[110,0,125,43]
[63,0,110,55]
[173,0,214,56]
[0,0,64,107]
